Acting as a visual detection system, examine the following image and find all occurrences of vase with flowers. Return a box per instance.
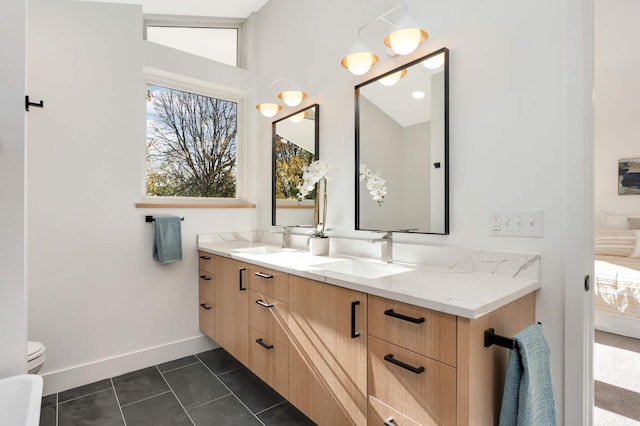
[297,160,330,255]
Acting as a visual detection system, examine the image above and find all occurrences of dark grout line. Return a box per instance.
[57,387,114,405]
[155,365,197,426]
[159,360,201,374]
[118,389,173,409]
[110,378,128,426]
[254,399,287,416]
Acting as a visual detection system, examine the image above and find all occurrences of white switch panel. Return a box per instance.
[488,209,543,237]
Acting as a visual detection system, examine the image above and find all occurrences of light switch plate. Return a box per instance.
[488,209,543,237]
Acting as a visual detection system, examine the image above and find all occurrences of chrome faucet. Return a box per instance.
[270,227,290,248]
[380,232,393,263]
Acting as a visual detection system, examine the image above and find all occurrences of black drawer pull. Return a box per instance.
[199,275,211,281]
[199,255,211,260]
[256,299,274,308]
[384,417,396,426]
[254,272,273,279]
[384,309,425,324]
[239,267,246,291]
[199,303,212,310]
[351,301,360,338]
[256,338,274,350]
[384,354,424,374]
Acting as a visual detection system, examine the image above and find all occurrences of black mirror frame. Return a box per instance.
[354,47,449,235]
[272,104,320,226]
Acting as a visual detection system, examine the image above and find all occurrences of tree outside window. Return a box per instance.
[146,84,237,198]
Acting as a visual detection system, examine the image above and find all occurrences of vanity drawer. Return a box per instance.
[248,290,289,346]
[368,295,457,367]
[368,395,421,426]
[248,327,289,399]
[198,270,215,302]
[198,297,215,339]
[248,266,289,302]
[368,336,456,426]
[198,251,216,274]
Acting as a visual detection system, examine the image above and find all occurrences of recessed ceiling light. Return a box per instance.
[412,91,425,99]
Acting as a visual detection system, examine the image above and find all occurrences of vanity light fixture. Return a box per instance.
[422,52,445,70]
[341,1,428,75]
[379,69,407,86]
[383,4,428,56]
[255,102,283,118]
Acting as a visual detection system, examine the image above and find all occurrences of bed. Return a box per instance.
[594,224,640,338]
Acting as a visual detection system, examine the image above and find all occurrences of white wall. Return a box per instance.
[594,0,640,218]
[27,0,257,393]
[253,0,590,422]
[0,0,27,378]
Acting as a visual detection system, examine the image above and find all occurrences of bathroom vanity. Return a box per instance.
[197,241,539,426]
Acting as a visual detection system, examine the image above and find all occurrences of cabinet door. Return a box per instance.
[288,276,367,425]
[215,256,249,365]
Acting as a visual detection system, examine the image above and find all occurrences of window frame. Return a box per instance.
[141,70,247,206]
[143,15,245,68]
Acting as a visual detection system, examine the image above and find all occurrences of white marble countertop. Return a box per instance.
[197,240,540,320]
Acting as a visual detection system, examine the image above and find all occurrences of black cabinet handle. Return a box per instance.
[256,299,274,308]
[255,338,274,350]
[199,303,212,310]
[199,275,211,281]
[384,309,425,324]
[239,267,246,291]
[199,255,211,260]
[384,417,396,426]
[351,301,361,338]
[384,354,424,374]
[254,272,273,279]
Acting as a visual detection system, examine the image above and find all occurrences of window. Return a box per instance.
[144,16,243,67]
[145,83,238,199]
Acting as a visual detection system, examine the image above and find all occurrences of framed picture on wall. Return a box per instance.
[618,158,640,195]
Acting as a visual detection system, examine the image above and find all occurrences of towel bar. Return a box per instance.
[484,328,516,349]
[145,215,184,223]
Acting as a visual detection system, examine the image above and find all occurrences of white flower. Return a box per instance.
[360,163,386,206]
[296,160,330,237]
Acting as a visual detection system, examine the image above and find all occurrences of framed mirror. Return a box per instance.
[355,48,449,234]
[272,104,319,226]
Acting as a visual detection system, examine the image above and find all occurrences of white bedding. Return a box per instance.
[594,255,640,320]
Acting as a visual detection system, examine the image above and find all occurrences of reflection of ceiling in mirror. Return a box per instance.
[275,116,315,153]
[361,64,442,128]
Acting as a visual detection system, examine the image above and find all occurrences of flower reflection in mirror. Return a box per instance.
[359,164,387,206]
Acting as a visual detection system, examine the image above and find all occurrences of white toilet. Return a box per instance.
[27,341,46,374]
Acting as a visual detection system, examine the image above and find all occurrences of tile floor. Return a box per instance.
[39,348,316,426]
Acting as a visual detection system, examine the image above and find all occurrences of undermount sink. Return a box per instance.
[0,374,43,426]
[231,246,297,255]
[310,259,414,279]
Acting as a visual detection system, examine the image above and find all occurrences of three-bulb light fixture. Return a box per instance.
[341,1,428,76]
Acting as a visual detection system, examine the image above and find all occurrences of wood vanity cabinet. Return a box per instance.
[288,275,368,426]
[213,256,250,366]
[197,252,216,340]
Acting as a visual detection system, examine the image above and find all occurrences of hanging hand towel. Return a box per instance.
[153,216,183,264]
[499,323,557,426]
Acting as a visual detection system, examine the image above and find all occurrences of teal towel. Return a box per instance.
[499,323,557,426]
[153,217,182,264]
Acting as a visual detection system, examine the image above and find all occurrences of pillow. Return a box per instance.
[631,230,640,258]
[601,213,632,230]
[594,230,637,256]
[628,217,640,230]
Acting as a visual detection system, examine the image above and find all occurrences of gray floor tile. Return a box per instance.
[112,366,169,406]
[158,355,199,372]
[163,362,230,410]
[188,394,262,426]
[39,394,57,426]
[58,378,112,403]
[196,348,243,375]
[58,388,124,426]
[217,367,284,413]
[258,401,317,426]
[121,391,192,426]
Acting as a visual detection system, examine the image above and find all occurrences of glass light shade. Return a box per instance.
[278,90,307,107]
[383,13,428,56]
[379,69,407,87]
[340,38,379,75]
[289,111,308,123]
[422,53,445,69]
[255,103,282,117]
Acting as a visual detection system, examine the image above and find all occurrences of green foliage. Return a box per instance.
[274,135,315,200]
[145,86,237,198]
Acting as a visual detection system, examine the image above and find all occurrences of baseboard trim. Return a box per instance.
[41,334,218,395]
[594,310,640,339]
